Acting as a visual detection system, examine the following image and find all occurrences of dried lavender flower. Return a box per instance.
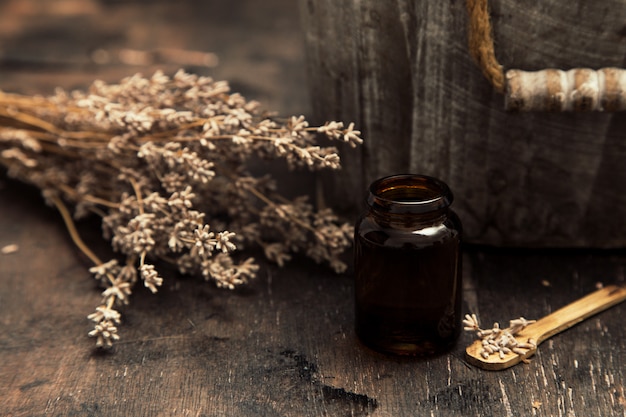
[0,69,363,348]
[464,313,536,360]
[89,319,120,348]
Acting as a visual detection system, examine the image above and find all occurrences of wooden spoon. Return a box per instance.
[465,285,626,370]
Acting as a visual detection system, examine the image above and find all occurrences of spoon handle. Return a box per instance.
[519,285,626,344]
[465,285,626,370]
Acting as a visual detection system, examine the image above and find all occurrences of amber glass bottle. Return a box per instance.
[354,174,462,356]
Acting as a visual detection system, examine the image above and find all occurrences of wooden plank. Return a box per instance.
[1,177,625,416]
[299,0,626,247]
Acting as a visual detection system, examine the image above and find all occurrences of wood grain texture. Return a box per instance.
[299,0,626,247]
[0,1,625,416]
[1,178,625,417]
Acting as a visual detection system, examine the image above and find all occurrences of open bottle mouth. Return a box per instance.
[367,174,453,214]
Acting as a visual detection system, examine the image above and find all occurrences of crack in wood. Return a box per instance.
[279,349,378,415]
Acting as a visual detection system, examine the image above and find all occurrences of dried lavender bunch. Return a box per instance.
[0,69,362,347]
[463,313,537,360]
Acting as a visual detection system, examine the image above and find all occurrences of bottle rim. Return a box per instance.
[367,174,453,214]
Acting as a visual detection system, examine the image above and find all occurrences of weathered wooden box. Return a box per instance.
[299,0,626,247]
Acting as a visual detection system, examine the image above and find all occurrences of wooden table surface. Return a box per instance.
[1,1,625,416]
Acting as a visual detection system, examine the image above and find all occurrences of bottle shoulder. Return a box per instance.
[355,211,461,248]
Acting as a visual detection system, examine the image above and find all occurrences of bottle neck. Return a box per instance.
[367,174,453,224]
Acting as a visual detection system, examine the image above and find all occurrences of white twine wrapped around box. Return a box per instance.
[505,68,626,112]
